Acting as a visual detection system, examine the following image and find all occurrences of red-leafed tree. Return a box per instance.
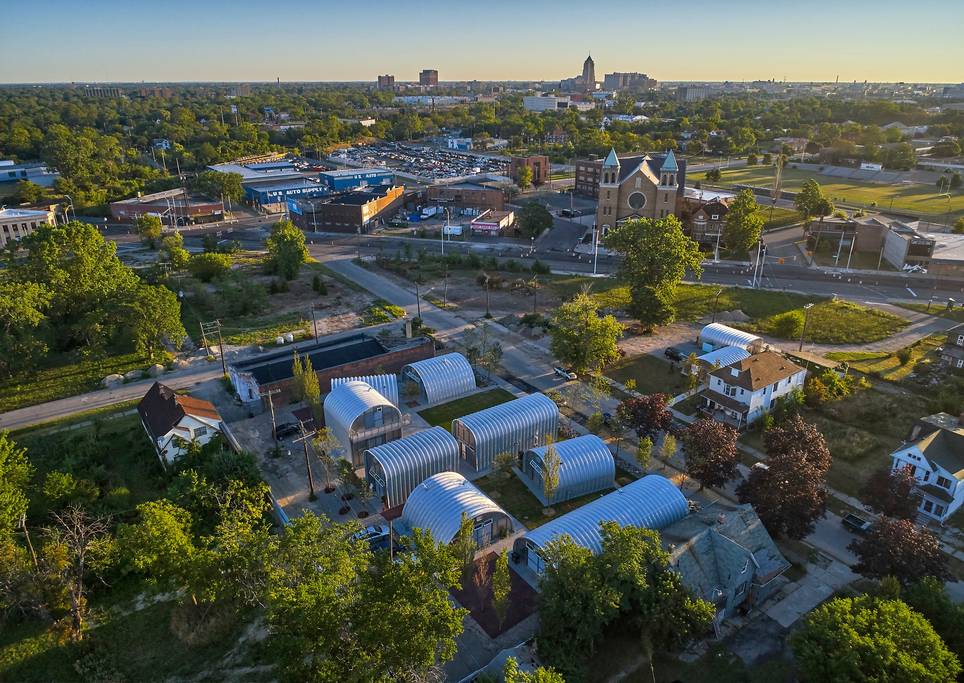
[850,517,950,586]
[737,415,832,539]
[680,418,739,490]
[616,393,673,441]
[860,465,921,520]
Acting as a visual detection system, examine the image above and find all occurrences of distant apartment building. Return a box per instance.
[523,95,595,113]
[228,84,252,97]
[509,155,550,186]
[0,207,56,248]
[419,69,439,87]
[377,74,395,90]
[138,87,174,98]
[677,85,710,102]
[82,85,122,98]
[603,72,657,91]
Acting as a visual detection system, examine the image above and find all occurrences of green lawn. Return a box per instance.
[763,206,803,230]
[605,354,690,396]
[894,302,964,323]
[417,388,516,430]
[825,335,944,383]
[474,471,613,527]
[690,164,964,221]
[750,299,908,344]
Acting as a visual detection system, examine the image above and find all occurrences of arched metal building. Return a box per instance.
[699,323,764,354]
[452,393,559,472]
[513,475,688,574]
[693,346,751,373]
[521,434,615,505]
[323,380,402,467]
[401,472,512,547]
[401,353,476,405]
[331,374,399,406]
[364,427,460,509]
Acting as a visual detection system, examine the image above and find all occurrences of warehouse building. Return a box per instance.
[520,434,615,505]
[289,185,406,234]
[318,168,394,193]
[425,183,505,213]
[401,353,476,405]
[0,160,59,187]
[513,475,688,575]
[323,380,403,467]
[244,177,326,212]
[331,374,399,407]
[452,393,559,472]
[364,427,460,509]
[109,188,223,224]
[402,472,512,547]
[698,323,765,354]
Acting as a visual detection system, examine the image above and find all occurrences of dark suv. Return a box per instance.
[664,347,685,362]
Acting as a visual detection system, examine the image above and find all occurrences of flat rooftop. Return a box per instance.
[320,168,394,178]
[231,334,388,385]
[0,207,50,219]
[923,233,964,262]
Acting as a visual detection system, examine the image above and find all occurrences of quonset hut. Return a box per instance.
[698,323,764,354]
[452,393,559,472]
[364,427,460,509]
[690,347,751,374]
[322,381,402,467]
[521,434,615,505]
[401,472,512,547]
[401,353,476,405]
[513,475,687,574]
[331,374,399,406]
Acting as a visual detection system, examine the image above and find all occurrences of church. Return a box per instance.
[594,148,685,232]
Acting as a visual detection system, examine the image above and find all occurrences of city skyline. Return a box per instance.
[4,0,963,84]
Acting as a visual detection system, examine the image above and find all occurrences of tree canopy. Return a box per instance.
[850,517,949,586]
[517,202,553,238]
[548,292,622,374]
[266,219,309,280]
[680,418,739,490]
[722,188,764,255]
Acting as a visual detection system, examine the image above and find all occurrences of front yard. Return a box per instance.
[474,471,613,528]
[417,388,516,429]
[605,353,690,396]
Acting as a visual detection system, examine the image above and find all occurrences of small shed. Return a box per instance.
[331,374,399,406]
[323,380,402,467]
[401,353,476,405]
[401,472,512,547]
[699,323,764,354]
[364,427,460,509]
[452,393,559,472]
[513,475,688,575]
[691,346,751,374]
[521,434,615,505]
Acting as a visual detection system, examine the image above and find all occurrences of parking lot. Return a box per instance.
[331,142,509,182]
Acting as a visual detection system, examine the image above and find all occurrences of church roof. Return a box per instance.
[602,148,620,167]
[661,149,679,173]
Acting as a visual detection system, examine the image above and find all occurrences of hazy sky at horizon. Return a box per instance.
[5,0,963,84]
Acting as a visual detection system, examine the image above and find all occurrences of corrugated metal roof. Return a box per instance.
[402,472,509,544]
[331,374,399,407]
[519,475,687,556]
[696,346,751,371]
[699,323,762,352]
[523,434,615,505]
[453,393,559,471]
[322,380,399,454]
[364,427,460,508]
[402,353,476,404]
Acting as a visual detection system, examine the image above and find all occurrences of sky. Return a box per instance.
[4,0,963,84]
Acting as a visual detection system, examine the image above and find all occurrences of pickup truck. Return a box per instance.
[842,513,873,534]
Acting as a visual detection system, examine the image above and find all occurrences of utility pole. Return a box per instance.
[310,305,318,340]
[798,303,814,351]
[200,320,227,376]
[261,388,281,441]
[293,422,318,501]
[592,225,599,275]
[414,281,422,319]
[711,288,723,323]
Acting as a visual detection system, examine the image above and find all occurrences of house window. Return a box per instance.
[956,334,964,346]
[922,500,933,513]
[194,426,208,437]
[937,476,952,489]
[711,214,719,220]
[724,385,737,397]
[934,504,945,517]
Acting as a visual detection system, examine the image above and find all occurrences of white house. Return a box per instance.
[890,413,964,523]
[137,382,225,466]
[700,351,806,428]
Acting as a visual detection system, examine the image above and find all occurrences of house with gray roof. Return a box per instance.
[890,412,964,523]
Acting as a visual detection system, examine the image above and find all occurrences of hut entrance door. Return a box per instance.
[472,519,493,547]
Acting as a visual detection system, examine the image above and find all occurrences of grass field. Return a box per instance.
[417,388,516,430]
[826,335,944,383]
[750,299,908,344]
[605,354,690,396]
[894,302,964,323]
[690,165,964,220]
[474,471,613,527]
[763,206,803,230]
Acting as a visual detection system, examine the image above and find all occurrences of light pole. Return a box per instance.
[798,303,814,351]
[711,288,723,323]
[592,225,600,275]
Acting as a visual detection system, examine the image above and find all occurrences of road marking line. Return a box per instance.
[906,287,917,298]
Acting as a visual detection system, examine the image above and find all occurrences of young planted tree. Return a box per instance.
[660,433,678,463]
[312,428,340,493]
[680,418,739,490]
[492,549,512,629]
[300,356,322,422]
[860,464,921,520]
[452,512,478,582]
[636,436,653,472]
[516,165,533,190]
[291,350,306,402]
[494,451,517,479]
[541,438,561,508]
[850,517,949,586]
[548,292,622,375]
[616,393,673,441]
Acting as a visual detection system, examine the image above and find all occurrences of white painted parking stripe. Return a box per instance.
[906,287,917,298]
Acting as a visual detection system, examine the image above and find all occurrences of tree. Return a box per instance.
[160,233,190,270]
[604,216,703,328]
[681,418,739,490]
[722,189,764,255]
[187,252,231,282]
[660,433,677,463]
[616,394,672,441]
[13,180,47,204]
[737,415,831,539]
[312,428,340,493]
[118,500,197,594]
[494,451,516,479]
[463,322,503,380]
[299,355,321,421]
[705,168,721,182]
[123,284,186,360]
[192,170,244,204]
[503,657,565,683]
[904,577,964,664]
[953,217,964,235]
[516,202,553,238]
[516,165,533,190]
[267,219,308,280]
[452,512,477,581]
[134,214,163,247]
[636,436,653,471]
[0,281,50,378]
[794,179,833,224]
[791,595,960,683]
[0,432,32,536]
[850,517,949,586]
[492,550,511,629]
[860,464,921,520]
[548,292,622,374]
[541,439,561,506]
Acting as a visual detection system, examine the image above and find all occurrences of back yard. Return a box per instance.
[417,388,516,429]
[474,471,614,528]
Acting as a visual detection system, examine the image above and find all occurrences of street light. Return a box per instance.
[798,303,814,351]
[711,288,724,323]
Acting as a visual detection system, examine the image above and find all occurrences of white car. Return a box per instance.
[553,366,577,381]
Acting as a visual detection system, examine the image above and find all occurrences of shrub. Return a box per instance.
[896,347,912,365]
[770,309,805,338]
[187,252,232,282]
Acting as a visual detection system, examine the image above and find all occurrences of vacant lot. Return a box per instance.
[750,299,908,344]
[690,164,964,220]
[605,353,690,396]
[895,302,964,323]
[763,206,803,230]
[474,471,613,528]
[826,335,944,383]
[418,388,516,429]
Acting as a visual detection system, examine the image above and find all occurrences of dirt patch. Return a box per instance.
[451,552,538,639]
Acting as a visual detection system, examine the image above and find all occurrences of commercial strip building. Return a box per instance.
[109,188,224,224]
[244,177,326,212]
[318,168,394,193]
[401,472,512,547]
[401,353,477,405]
[288,185,406,233]
[0,207,56,247]
[0,160,59,187]
[425,183,506,213]
[364,427,460,509]
[468,210,515,235]
[323,380,403,468]
[452,393,559,472]
[520,434,615,506]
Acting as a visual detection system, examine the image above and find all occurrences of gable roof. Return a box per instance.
[915,429,964,479]
[137,382,221,441]
[710,351,804,391]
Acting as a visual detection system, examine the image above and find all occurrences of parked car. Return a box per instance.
[553,366,577,380]
[842,513,873,534]
[664,347,685,362]
[274,422,300,440]
[353,525,390,546]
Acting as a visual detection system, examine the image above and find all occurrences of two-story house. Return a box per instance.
[137,382,225,466]
[686,199,730,247]
[890,412,964,523]
[940,326,964,369]
[700,351,807,429]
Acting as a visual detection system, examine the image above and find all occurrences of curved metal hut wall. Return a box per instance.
[513,475,687,573]
[699,323,763,353]
[452,393,559,472]
[331,374,399,406]
[695,346,750,372]
[364,427,460,508]
[401,353,476,405]
[401,471,512,546]
[522,434,615,505]
[322,380,401,466]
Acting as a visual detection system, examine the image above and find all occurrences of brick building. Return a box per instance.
[425,184,505,212]
[509,155,550,186]
[419,69,438,87]
[290,185,405,233]
[377,74,395,90]
[109,188,223,224]
[686,199,730,246]
[593,148,686,229]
